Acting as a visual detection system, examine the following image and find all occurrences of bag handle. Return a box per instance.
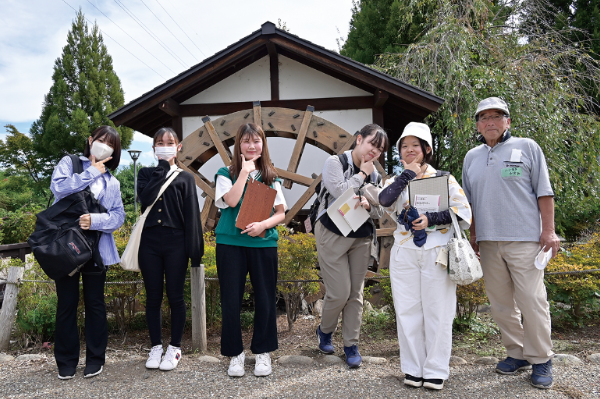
[449,208,467,240]
[140,169,182,218]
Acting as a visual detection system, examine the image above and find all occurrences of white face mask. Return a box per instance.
[90,141,114,161]
[154,146,178,160]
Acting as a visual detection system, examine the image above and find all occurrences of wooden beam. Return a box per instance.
[267,42,279,101]
[0,267,24,351]
[377,236,394,271]
[177,162,215,199]
[275,167,314,187]
[283,176,321,226]
[159,98,180,117]
[200,196,219,231]
[179,96,373,117]
[172,116,183,142]
[283,105,313,189]
[373,89,389,108]
[191,265,207,352]
[253,101,262,127]
[203,116,231,167]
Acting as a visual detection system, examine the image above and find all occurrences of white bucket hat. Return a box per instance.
[475,97,510,118]
[396,122,432,150]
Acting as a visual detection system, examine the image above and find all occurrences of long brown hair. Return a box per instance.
[229,123,277,185]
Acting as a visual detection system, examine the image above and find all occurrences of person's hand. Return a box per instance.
[412,214,428,230]
[242,221,265,237]
[241,154,260,176]
[91,155,112,174]
[353,195,371,211]
[470,237,480,258]
[540,230,560,258]
[360,154,375,176]
[79,214,91,230]
[401,156,427,178]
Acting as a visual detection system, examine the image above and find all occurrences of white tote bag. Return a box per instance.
[447,210,483,285]
[120,169,182,272]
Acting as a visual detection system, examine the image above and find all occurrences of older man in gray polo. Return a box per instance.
[462,97,560,389]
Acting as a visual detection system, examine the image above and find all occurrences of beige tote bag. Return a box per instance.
[120,169,182,272]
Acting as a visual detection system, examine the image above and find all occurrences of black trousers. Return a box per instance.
[216,244,278,356]
[54,260,107,371]
[139,226,189,347]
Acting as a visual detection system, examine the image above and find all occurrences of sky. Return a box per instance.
[0,0,354,166]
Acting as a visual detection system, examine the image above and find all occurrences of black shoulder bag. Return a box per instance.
[27,155,107,279]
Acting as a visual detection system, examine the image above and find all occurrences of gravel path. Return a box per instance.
[1,352,599,398]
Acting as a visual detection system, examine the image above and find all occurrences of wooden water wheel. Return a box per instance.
[177,101,397,268]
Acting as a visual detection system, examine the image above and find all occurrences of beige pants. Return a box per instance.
[315,221,371,347]
[479,241,553,364]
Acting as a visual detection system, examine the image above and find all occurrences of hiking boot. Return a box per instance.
[316,325,334,354]
[228,352,245,377]
[343,345,362,368]
[403,374,423,387]
[423,378,444,390]
[83,364,103,378]
[146,345,163,369]
[159,345,181,371]
[495,357,531,375]
[531,359,553,389]
[254,352,272,377]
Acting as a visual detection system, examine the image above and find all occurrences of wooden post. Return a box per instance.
[0,266,24,351]
[191,265,207,353]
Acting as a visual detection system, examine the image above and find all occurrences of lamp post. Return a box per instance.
[128,150,142,216]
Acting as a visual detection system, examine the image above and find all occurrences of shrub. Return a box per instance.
[277,227,319,331]
[202,232,223,327]
[363,269,393,312]
[545,232,600,327]
[0,204,41,244]
[454,279,489,332]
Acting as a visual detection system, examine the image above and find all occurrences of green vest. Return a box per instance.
[214,167,279,248]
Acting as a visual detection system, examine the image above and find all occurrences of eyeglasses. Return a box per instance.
[478,114,507,123]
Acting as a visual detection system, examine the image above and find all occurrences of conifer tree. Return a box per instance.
[31,9,132,166]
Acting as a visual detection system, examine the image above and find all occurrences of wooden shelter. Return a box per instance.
[109,21,444,269]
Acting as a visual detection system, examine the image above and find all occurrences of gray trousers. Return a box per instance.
[479,241,554,364]
[315,221,371,347]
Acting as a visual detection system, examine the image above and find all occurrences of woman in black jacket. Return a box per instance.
[137,127,203,371]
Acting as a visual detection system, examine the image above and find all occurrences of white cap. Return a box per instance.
[475,97,510,118]
[396,122,432,150]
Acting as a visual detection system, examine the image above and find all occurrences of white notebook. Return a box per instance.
[326,187,370,236]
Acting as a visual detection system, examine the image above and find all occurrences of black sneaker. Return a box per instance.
[423,378,444,390]
[83,364,103,378]
[58,367,76,380]
[403,374,423,387]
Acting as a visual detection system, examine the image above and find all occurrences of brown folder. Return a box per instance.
[235,178,277,238]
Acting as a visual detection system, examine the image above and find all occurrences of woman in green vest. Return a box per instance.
[214,123,287,378]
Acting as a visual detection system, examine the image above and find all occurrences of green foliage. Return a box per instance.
[240,311,255,330]
[545,232,600,327]
[363,269,394,312]
[30,9,132,171]
[113,162,151,224]
[340,0,438,64]
[0,204,41,245]
[454,279,489,332]
[202,232,223,327]
[361,306,396,336]
[277,227,320,331]
[375,0,600,238]
[0,125,52,204]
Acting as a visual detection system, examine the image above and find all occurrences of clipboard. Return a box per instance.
[235,178,277,238]
[326,187,370,237]
[408,175,449,211]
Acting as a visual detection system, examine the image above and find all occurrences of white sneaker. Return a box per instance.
[159,345,181,371]
[228,352,245,377]
[146,345,163,369]
[254,352,272,377]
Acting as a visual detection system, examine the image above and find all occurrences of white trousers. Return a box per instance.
[390,245,457,380]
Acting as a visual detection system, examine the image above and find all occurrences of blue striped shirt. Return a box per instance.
[51,155,125,267]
